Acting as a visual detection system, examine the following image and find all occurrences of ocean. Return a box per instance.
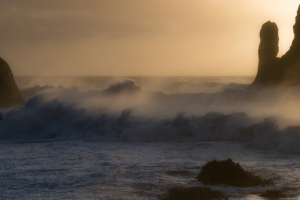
[0,76,299,199]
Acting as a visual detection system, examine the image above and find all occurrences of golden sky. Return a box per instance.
[0,0,299,76]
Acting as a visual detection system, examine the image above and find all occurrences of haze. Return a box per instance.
[0,0,299,76]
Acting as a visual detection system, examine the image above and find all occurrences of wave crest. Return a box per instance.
[1,94,300,154]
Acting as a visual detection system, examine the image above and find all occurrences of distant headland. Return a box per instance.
[0,57,25,107]
[252,5,300,87]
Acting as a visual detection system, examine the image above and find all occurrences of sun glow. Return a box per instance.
[0,0,300,76]
[278,27,294,56]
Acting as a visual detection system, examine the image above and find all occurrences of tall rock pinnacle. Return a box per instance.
[252,21,279,86]
[252,5,300,86]
[0,57,25,107]
[259,21,279,61]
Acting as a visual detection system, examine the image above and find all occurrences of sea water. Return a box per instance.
[0,76,299,199]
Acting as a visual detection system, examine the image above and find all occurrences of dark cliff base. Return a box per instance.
[252,5,300,87]
[0,57,25,107]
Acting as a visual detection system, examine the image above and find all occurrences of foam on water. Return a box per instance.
[0,141,299,199]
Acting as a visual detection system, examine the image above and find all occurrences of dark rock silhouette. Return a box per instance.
[252,21,280,86]
[252,5,300,86]
[196,159,272,187]
[160,186,228,200]
[0,57,25,107]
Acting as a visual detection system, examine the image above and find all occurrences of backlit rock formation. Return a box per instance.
[252,5,300,86]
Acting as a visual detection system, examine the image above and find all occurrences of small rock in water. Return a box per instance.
[196,159,272,187]
[160,186,228,200]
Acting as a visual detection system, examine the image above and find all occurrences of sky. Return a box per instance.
[0,0,300,76]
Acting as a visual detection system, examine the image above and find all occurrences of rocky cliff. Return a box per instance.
[0,57,25,107]
[252,5,300,86]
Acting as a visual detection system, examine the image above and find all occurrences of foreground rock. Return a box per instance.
[196,159,272,187]
[260,189,288,198]
[0,57,25,107]
[252,5,300,87]
[160,186,228,200]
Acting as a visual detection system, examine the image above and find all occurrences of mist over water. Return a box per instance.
[1,76,300,199]
[1,76,300,153]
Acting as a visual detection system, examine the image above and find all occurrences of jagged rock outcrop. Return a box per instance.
[0,57,25,107]
[252,5,300,86]
[196,159,272,187]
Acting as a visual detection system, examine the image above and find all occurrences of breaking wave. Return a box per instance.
[2,78,300,154]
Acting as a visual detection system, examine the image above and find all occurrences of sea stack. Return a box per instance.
[0,57,25,107]
[252,5,300,87]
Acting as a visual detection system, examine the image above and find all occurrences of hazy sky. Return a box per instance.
[0,0,299,76]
